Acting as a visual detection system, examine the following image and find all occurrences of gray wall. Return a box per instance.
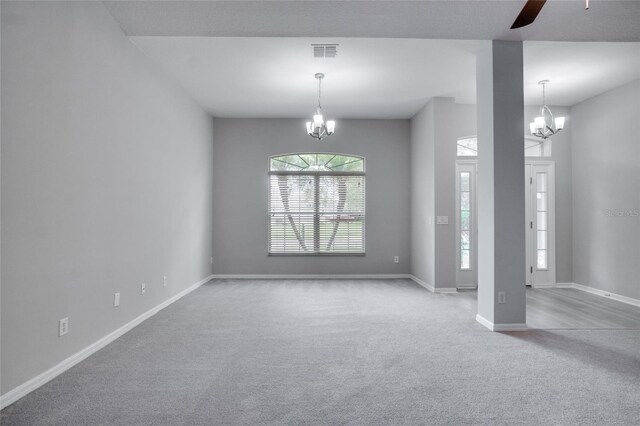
[212,118,411,275]
[455,104,478,138]
[1,2,214,394]
[571,79,640,299]
[410,100,573,288]
[410,100,478,288]
[433,98,457,289]
[410,101,436,285]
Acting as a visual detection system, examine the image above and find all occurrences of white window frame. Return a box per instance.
[268,153,366,256]
[456,135,478,157]
[457,135,552,158]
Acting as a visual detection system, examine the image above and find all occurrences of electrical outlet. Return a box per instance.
[498,292,506,304]
[59,318,69,336]
[394,256,400,264]
[114,293,120,307]
[163,276,167,287]
[141,283,146,295]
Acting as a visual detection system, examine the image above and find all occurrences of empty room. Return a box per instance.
[1,1,639,424]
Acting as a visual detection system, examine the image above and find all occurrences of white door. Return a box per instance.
[525,162,556,287]
[455,161,477,289]
[456,160,555,289]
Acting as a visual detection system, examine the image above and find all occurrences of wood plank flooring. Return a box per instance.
[454,287,640,330]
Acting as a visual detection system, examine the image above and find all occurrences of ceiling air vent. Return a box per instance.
[312,44,338,58]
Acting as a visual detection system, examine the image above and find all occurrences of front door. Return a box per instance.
[455,160,556,288]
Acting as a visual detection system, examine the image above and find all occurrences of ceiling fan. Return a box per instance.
[511,0,589,29]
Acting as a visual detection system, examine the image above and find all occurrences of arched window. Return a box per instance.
[457,136,552,157]
[457,136,478,157]
[268,153,365,255]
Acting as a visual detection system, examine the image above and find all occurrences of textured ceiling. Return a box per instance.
[104,1,640,42]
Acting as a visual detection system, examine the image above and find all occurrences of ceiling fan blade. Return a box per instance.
[511,0,547,29]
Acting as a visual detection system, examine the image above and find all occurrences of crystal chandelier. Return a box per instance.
[306,73,335,140]
[529,80,565,140]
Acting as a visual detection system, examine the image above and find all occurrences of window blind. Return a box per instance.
[269,173,365,254]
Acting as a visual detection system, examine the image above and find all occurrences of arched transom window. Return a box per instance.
[268,153,365,255]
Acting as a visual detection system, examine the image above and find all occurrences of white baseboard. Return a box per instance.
[570,282,640,308]
[555,282,574,288]
[434,287,458,294]
[210,274,412,280]
[408,275,457,293]
[408,275,434,292]
[213,274,455,295]
[456,285,477,290]
[553,282,640,308]
[0,274,214,410]
[476,314,528,332]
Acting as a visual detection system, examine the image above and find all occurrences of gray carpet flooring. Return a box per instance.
[2,279,640,425]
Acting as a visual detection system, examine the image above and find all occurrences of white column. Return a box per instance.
[476,41,527,331]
